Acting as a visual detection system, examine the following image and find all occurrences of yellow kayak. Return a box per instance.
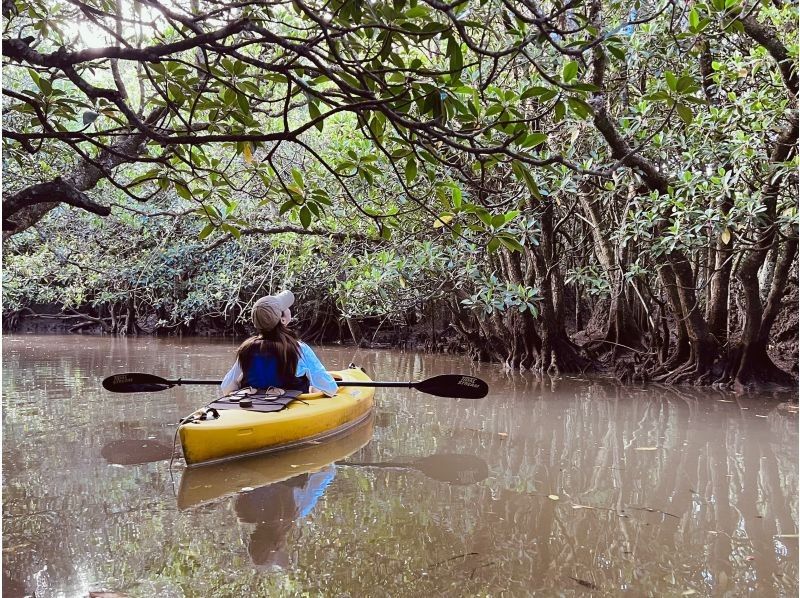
[179,368,375,467]
[177,412,374,508]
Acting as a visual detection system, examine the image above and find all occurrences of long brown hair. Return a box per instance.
[236,323,301,381]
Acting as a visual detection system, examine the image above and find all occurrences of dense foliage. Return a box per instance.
[2,0,797,388]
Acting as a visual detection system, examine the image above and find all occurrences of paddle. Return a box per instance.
[102,372,489,399]
[338,453,489,485]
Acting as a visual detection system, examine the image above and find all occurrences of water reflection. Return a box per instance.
[177,414,374,509]
[340,453,489,485]
[236,467,335,570]
[2,335,797,596]
[100,439,175,465]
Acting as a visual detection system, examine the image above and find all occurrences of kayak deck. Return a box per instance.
[179,368,375,467]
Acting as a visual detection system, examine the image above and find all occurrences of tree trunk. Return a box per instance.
[577,181,642,354]
[706,195,734,344]
[730,116,797,389]
[124,296,139,336]
[532,201,594,375]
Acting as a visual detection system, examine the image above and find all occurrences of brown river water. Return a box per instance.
[2,334,798,597]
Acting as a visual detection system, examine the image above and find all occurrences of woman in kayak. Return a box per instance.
[220,290,338,396]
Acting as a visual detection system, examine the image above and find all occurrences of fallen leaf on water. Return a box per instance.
[635,447,659,451]
[745,555,756,561]
[548,494,560,501]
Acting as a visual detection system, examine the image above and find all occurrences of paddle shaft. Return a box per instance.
[103,372,488,398]
[152,379,415,388]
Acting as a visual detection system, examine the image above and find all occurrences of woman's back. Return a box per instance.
[240,348,309,392]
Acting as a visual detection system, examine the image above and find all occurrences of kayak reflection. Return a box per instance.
[338,453,489,485]
[177,413,374,509]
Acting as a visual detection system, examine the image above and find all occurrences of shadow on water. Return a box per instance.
[100,439,176,465]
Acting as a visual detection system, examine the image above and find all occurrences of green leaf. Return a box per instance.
[82,111,99,126]
[520,132,547,148]
[308,100,323,131]
[676,76,695,94]
[511,160,542,199]
[405,158,418,184]
[607,45,626,61]
[175,183,192,200]
[236,92,250,115]
[498,234,524,252]
[553,101,566,122]
[451,184,463,209]
[521,86,552,100]
[405,5,428,18]
[689,8,700,29]
[369,113,385,140]
[562,61,579,83]
[198,223,215,239]
[567,97,593,119]
[485,104,504,117]
[128,169,160,186]
[665,71,678,92]
[676,103,693,124]
[299,205,311,228]
[292,168,304,188]
[279,199,295,215]
[447,36,464,74]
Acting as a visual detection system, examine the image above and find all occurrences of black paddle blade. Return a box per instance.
[413,453,490,485]
[102,373,174,393]
[415,374,488,399]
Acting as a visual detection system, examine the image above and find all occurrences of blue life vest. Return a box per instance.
[242,353,309,393]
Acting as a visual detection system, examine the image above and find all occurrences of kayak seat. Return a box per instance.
[209,388,305,414]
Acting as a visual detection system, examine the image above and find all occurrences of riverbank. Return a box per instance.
[4,303,798,391]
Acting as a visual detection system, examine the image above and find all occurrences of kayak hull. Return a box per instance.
[179,368,375,467]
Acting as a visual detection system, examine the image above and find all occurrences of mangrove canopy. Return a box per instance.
[2,0,798,389]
